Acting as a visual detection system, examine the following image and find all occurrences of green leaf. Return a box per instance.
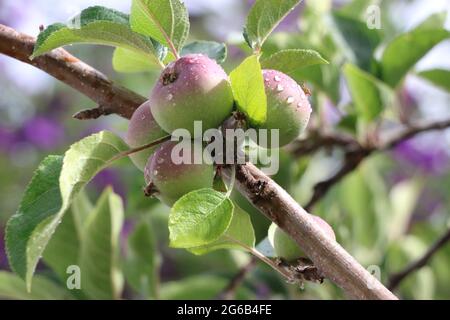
[261,49,328,75]
[181,41,227,64]
[6,131,128,290]
[160,275,254,300]
[124,217,160,299]
[131,0,190,54]
[112,47,162,73]
[0,272,72,300]
[381,15,450,87]
[42,193,91,283]
[80,188,124,300]
[189,205,255,255]
[343,63,391,122]
[59,131,128,206]
[31,6,166,66]
[331,12,381,72]
[230,55,267,126]
[6,155,64,289]
[245,0,303,50]
[418,69,450,92]
[169,189,234,248]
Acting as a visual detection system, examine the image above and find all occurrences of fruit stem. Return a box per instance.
[224,236,295,283]
[109,135,171,165]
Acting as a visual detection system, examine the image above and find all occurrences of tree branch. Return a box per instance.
[0,25,397,300]
[304,119,450,211]
[0,24,145,120]
[388,227,450,291]
[221,163,397,300]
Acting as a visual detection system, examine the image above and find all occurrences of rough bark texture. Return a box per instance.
[221,163,397,300]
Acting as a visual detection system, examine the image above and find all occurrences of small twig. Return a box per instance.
[224,236,295,282]
[382,118,450,150]
[287,131,360,158]
[304,147,373,211]
[304,119,450,210]
[73,106,112,120]
[388,228,450,291]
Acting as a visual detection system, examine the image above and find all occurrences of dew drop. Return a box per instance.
[274,75,281,82]
[153,170,159,176]
[276,84,284,92]
[264,78,269,82]
[287,96,295,104]
[157,158,165,164]
[167,93,174,101]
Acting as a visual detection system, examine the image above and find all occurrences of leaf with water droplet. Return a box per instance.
[230,55,267,126]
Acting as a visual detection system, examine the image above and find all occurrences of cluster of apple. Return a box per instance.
[125,53,333,261]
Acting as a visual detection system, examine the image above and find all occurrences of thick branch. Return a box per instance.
[388,228,450,291]
[221,163,397,300]
[0,24,145,119]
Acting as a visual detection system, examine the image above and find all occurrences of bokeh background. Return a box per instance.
[1,0,450,299]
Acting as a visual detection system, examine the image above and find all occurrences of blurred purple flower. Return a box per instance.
[393,135,450,175]
[92,168,127,203]
[21,116,65,150]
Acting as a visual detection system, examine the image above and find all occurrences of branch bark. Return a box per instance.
[388,227,450,291]
[0,24,398,300]
[221,163,397,300]
[0,24,145,120]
